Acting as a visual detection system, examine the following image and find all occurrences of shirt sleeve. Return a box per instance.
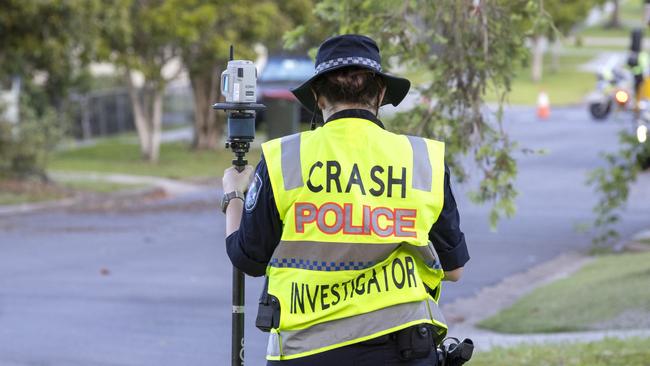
[225,155,283,277]
[428,164,470,271]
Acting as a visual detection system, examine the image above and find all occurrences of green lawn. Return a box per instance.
[50,140,261,179]
[404,53,594,107]
[486,54,595,106]
[478,251,650,333]
[471,337,650,366]
[572,41,628,52]
[580,25,639,39]
[579,0,645,38]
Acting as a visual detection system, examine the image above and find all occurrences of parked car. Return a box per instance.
[256,55,314,125]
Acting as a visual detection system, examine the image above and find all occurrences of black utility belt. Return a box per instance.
[360,324,436,361]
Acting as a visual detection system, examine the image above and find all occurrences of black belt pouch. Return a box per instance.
[396,324,434,360]
[255,277,280,332]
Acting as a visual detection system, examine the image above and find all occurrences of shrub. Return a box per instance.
[0,97,63,180]
[589,131,650,246]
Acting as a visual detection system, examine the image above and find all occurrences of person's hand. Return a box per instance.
[222,165,254,193]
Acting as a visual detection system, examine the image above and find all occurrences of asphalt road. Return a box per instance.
[1,107,649,366]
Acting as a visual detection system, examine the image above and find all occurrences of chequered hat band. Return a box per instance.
[315,56,382,74]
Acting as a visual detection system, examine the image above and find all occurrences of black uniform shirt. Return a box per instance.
[226,109,470,277]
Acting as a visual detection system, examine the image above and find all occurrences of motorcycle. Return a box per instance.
[587,67,632,120]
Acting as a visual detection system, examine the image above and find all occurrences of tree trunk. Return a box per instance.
[551,40,560,73]
[531,36,544,83]
[126,70,152,160]
[190,65,224,150]
[125,70,165,162]
[606,0,621,29]
[149,87,163,162]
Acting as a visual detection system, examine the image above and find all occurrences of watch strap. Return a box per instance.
[222,190,245,213]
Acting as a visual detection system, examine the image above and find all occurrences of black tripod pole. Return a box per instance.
[230,154,246,366]
[229,141,250,366]
[232,267,245,366]
[226,124,253,366]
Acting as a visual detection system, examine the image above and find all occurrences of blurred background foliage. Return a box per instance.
[286,0,548,227]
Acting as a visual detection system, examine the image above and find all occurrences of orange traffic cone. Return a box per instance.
[537,91,550,119]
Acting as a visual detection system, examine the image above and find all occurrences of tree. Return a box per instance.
[98,0,183,162]
[288,0,545,227]
[0,0,99,109]
[606,0,621,29]
[529,0,606,81]
[0,0,99,178]
[167,0,312,150]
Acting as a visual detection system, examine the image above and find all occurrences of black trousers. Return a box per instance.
[266,338,438,366]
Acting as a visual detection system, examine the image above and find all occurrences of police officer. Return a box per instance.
[222,34,469,365]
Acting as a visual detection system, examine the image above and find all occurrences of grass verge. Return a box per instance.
[471,337,650,366]
[0,178,151,206]
[50,140,261,179]
[478,251,650,333]
[60,180,149,193]
[0,180,66,205]
[486,54,595,106]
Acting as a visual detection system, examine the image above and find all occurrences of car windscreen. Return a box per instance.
[259,58,313,82]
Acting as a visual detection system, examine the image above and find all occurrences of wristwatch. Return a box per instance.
[221,190,245,213]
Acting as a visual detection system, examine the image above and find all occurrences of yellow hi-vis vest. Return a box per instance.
[261,117,448,361]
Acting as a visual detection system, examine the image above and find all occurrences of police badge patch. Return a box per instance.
[245,173,262,212]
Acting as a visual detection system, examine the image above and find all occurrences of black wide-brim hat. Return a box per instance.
[291,34,411,113]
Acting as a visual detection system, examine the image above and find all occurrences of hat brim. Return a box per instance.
[290,65,411,113]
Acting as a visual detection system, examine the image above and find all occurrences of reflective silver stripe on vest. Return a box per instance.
[267,331,281,357]
[404,241,442,270]
[267,300,447,358]
[270,241,400,271]
[281,134,303,190]
[427,298,447,330]
[406,136,432,191]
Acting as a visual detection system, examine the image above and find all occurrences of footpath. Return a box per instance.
[0,171,208,217]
